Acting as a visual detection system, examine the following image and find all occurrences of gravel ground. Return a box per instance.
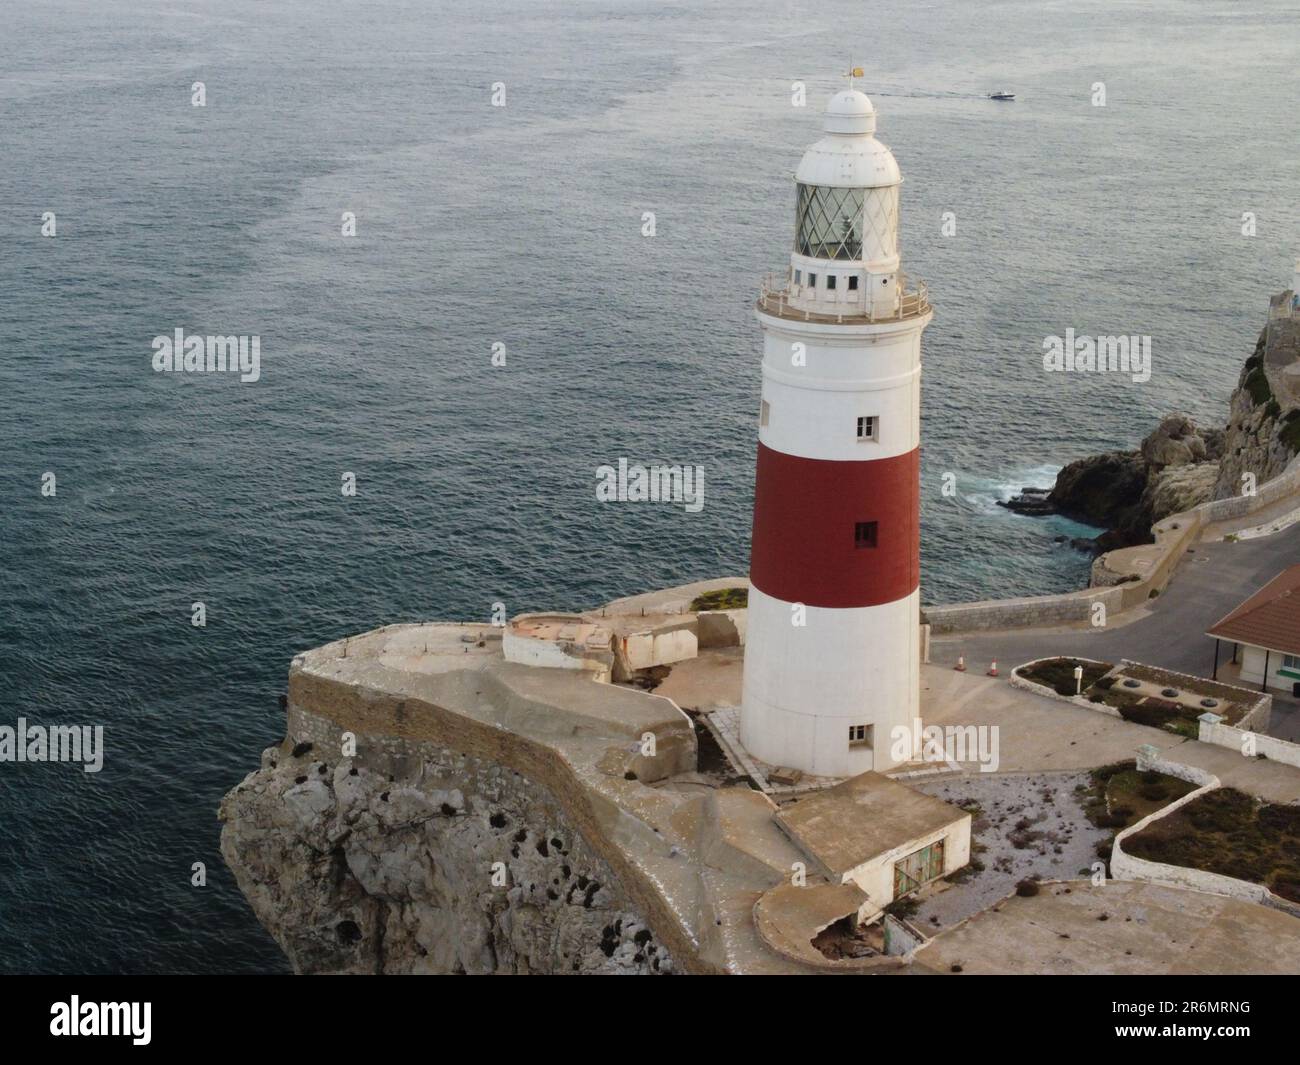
[906,771,1111,933]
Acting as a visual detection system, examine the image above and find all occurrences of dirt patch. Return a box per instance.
[1018,657,1112,697]
[908,772,1110,932]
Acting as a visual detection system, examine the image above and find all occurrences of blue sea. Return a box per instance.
[1,0,1296,973]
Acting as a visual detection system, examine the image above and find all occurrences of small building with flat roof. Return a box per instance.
[1207,565,1300,695]
[774,771,971,922]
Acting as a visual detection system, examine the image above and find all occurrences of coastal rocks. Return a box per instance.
[219,740,671,975]
[1143,461,1220,525]
[1049,450,1150,530]
[1001,415,1224,551]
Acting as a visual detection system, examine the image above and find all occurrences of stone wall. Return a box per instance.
[1198,718,1300,769]
[926,586,1122,635]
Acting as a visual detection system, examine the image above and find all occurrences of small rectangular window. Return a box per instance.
[808,273,816,288]
[849,724,873,748]
[794,270,802,284]
[855,521,878,549]
[760,399,770,427]
[848,276,859,290]
[827,275,837,290]
[1284,654,1300,670]
[856,416,876,441]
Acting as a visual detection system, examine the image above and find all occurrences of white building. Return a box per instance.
[741,87,933,777]
[775,771,971,923]
[1208,564,1300,695]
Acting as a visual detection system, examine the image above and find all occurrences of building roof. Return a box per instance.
[1206,564,1300,656]
[775,772,967,877]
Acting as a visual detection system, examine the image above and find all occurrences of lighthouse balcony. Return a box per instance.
[757,271,931,325]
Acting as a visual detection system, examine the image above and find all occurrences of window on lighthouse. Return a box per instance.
[849,724,873,749]
[856,416,877,442]
[855,521,878,549]
[795,183,865,260]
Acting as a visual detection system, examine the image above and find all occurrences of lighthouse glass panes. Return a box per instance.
[795,183,865,260]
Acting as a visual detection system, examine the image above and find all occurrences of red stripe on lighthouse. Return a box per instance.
[749,443,919,609]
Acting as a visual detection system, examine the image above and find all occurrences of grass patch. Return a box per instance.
[1018,657,1113,697]
[1124,788,1300,902]
[689,587,748,612]
[1080,761,1197,873]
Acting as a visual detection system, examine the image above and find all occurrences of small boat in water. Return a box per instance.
[989,91,1016,101]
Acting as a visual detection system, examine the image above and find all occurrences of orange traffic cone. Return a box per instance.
[987,660,999,677]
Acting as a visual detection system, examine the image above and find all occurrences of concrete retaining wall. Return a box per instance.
[883,914,927,956]
[1198,719,1300,769]
[1202,452,1300,524]
[927,586,1122,635]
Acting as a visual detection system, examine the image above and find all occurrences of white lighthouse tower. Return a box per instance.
[740,87,933,778]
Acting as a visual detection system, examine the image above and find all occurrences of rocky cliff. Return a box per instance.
[220,738,672,974]
[1003,321,1300,550]
[1213,328,1300,498]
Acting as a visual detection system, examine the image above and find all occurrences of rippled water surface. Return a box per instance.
[1,0,1296,972]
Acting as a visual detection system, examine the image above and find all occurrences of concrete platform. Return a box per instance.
[916,879,1300,975]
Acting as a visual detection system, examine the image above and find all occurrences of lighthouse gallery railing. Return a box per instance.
[756,271,930,324]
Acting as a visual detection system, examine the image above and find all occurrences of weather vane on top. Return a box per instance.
[842,62,865,89]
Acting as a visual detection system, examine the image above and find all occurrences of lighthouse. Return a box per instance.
[740,87,933,778]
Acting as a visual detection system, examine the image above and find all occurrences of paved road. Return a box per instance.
[932,520,1300,739]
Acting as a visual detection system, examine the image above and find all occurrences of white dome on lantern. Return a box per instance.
[794,90,901,189]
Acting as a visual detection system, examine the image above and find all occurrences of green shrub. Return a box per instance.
[690,587,748,612]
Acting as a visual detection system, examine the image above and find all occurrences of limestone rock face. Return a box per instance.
[1139,414,1221,469]
[1213,331,1298,498]
[219,742,672,975]
[1143,461,1220,524]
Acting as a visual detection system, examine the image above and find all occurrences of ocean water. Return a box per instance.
[0,0,1296,973]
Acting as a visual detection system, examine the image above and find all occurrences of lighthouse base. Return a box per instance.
[739,585,920,778]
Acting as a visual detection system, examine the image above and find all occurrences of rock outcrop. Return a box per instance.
[220,739,672,975]
[1003,415,1223,551]
[1002,320,1300,551]
[1213,329,1300,497]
